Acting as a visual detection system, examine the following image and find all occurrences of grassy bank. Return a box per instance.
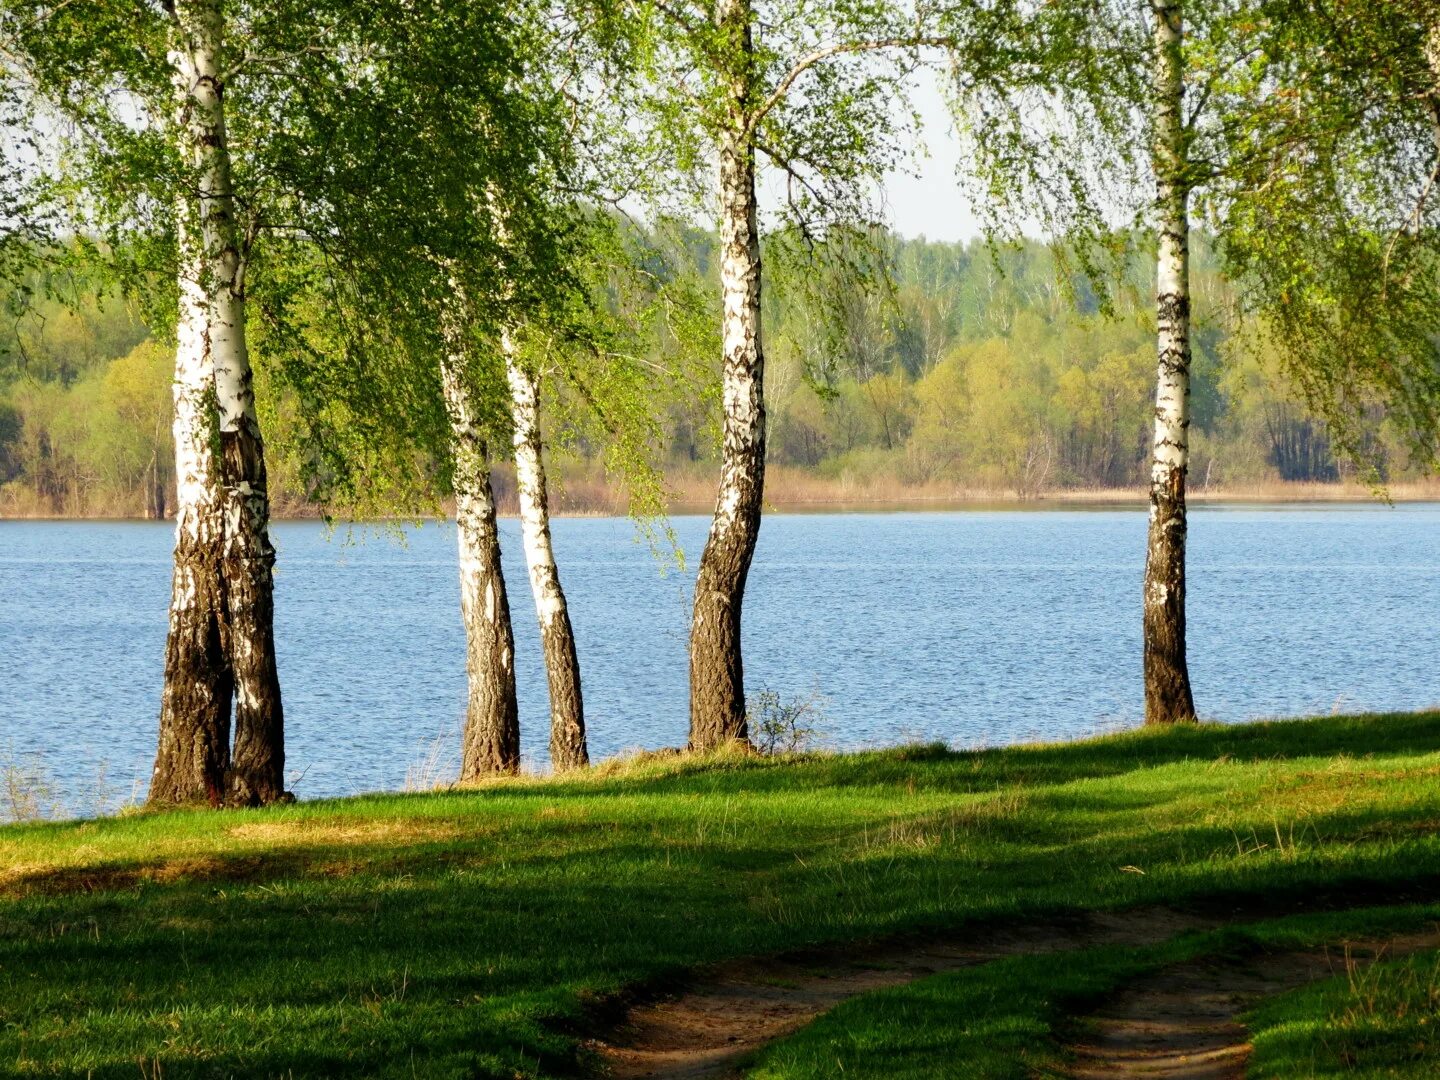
[3,712,1440,1077]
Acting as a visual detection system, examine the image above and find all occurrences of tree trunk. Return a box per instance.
[150,204,231,807]
[152,0,286,806]
[1143,0,1196,725]
[145,452,167,520]
[689,0,765,751]
[441,305,521,779]
[504,341,587,770]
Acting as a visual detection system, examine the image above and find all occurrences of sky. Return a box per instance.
[755,69,984,244]
[876,73,981,242]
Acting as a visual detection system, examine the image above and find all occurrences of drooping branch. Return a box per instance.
[746,34,950,136]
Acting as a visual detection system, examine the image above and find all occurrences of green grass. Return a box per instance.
[3,712,1440,1077]
[1247,946,1440,1078]
[748,906,1440,1078]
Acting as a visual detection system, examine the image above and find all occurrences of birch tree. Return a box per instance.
[439,294,522,778]
[626,0,956,749]
[505,334,588,769]
[952,0,1284,724]
[243,2,666,777]
[1137,0,1440,720]
[3,0,294,802]
[1142,0,1196,724]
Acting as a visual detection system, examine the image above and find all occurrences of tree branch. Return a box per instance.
[747,34,950,136]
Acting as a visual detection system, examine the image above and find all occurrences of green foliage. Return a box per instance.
[746,686,826,754]
[1214,0,1440,478]
[4,228,1406,514]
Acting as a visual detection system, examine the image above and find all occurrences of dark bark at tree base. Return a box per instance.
[218,428,286,805]
[456,462,521,781]
[150,540,231,806]
[1144,478,1197,725]
[689,557,754,750]
[544,619,588,770]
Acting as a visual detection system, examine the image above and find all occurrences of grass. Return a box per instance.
[2,711,1440,1077]
[1247,945,1440,1078]
[748,906,1440,1079]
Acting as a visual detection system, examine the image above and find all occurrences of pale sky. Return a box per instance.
[877,73,982,242]
[755,69,984,244]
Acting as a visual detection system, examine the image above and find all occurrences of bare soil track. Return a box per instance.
[1065,930,1440,1079]
[589,901,1440,1080]
[591,907,1218,1079]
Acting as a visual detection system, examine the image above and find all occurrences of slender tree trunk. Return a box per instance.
[145,452,167,520]
[688,0,765,751]
[152,0,286,806]
[504,341,587,769]
[150,205,231,806]
[1143,0,1196,725]
[441,302,521,779]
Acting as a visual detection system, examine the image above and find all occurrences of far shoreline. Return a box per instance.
[5,472,1440,522]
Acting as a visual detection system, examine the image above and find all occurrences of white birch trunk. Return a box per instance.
[441,291,521,779]
[504,340,587,769]
[1142,0,1197,724]
[155,0,285,805]
[689,0,766,750]
[150,197,231,805]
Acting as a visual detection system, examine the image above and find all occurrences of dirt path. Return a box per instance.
[1064,929,1440,1079]
[590,902,1440,1080]
[591,907,1219,1079]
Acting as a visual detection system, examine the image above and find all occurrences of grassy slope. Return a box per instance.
[3,712,1440,1078]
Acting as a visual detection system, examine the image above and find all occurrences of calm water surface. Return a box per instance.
[2,507,1436,811]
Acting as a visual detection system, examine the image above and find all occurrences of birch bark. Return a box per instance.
[1142,0,1197,725]
[149,0,286,805]
[688,0,766,750]
[441,296,521,779]
[504,341,587,770]
[149,199,231,806]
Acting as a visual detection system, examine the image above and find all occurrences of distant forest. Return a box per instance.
[0,232,1413,518]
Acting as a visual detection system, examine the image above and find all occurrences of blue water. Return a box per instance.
[1,507,1436,811]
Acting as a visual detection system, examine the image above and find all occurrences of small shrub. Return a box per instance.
[747,687,826,755]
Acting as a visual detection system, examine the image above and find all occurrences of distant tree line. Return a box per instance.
[0,232,1407,518]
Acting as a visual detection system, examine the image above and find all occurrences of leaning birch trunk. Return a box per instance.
[504,342,587,770]
[1142,0,1197,725]
[149,199,231,806]
[441,301,521,779]
[688,0,765,751]
[166,0,286,802]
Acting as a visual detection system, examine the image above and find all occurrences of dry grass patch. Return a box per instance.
[225,817,465,846]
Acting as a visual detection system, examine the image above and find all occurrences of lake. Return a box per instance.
[2,506,1436,813]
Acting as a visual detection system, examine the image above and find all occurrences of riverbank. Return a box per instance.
[5,464,1440,519]
[3,711,1440,1076]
